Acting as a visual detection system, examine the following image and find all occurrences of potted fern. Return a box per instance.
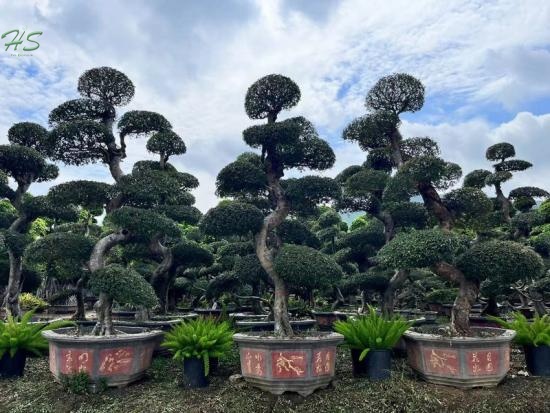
[0,310,73,378]
[334,306,412,380]
[490,312,550,376]
[162,318,234,388]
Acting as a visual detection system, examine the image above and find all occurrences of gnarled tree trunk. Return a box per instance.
[381,269,409,316]
[90,230,129,336]
[418,182,453,230]
[494,183,511,224]
[255,154,293,336]
[149,237,173,314]
[432,262,478,335]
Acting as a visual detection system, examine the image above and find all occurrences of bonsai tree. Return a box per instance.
[378,143,545,333]
[46,67,200,324]
[89,206,179,334]
[337,74,431,314]
[0,122,78,316]
[24,232,95,320]
[463,142,549,223]
[201,74,341,336]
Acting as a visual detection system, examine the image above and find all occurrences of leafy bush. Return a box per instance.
[200,201,264,237]
[162,318,234,376]
[19,293,49,311]
[0,310,73,359]
[457,240,544,284]
[273,244,343,290]
[334,306,412,360]
[88,264,158,308]
[489,312,550,346]
[425,288,458,304]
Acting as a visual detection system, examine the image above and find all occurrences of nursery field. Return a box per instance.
[1,346,549,413]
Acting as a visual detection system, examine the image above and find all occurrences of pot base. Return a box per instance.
[233,332,343,396]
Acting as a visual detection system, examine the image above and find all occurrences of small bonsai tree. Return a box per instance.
[201,74,341,336]
[463,142,549,224]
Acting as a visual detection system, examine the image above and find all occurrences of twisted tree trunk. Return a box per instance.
[149,237,173,314]
[417,182,453,230]
[90,231,129,336]
[381,269,409,316]
[494,183,511,224]
[255,154,293,336]
[432,262,478,335]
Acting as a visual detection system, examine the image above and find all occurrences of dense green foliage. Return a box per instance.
[490,312,550,346]
[162,319,234,376]
[0,310,73,359]
[334,306,412,360]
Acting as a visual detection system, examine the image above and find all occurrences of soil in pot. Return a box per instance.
[524,345,550,377]
[0,351,27,378]
[182,358,209,388]
[350,349,391,380]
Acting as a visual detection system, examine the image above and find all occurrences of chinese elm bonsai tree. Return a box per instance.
[201,74,341,336]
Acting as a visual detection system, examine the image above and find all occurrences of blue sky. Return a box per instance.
[1,0,549,211]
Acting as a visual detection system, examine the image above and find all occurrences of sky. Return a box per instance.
[1,0,549,212]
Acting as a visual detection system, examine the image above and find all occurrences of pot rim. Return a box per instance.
[235,319,315,326]
[233,331,343,344]
[404,326,515,343]
[42,326,164,343]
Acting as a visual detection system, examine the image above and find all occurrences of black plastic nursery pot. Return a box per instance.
[351,349,391,380]
[0,351,27,378]
[183,357,209,388]
[524,345,550,377]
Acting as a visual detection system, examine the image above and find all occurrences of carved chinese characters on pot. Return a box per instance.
[313,348,335,376]
[60,349,93,374]
[467,350,499,376]
[99,347,134,375]
[424,348,459,376]
[242,349,266,377]
[272,351,307,379]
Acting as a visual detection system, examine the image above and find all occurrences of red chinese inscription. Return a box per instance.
[242,349,267,377]
[99,347,134,375]
[312,348,335,376]
[423,348,459,376]
[60,349,93,374]
[272,351,307,379]
[467,349,499,376]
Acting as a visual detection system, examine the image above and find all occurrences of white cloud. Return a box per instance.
[0,0,549,211]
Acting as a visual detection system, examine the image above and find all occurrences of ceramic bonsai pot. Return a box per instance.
[47,304,77,315]
[193,308,224,318]
[524,345,550,377]
[404,327,515,388]
[43,326,163,387]
[311,311,347,331]
[0,351,27,378]
[235,319,315,332]
[233,332,343,396]
[229,313,268,322]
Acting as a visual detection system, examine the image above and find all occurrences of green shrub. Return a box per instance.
[88,264,158,309]
[489,312,550,346]
[161,318,234,376]
[0,310,74,359]
[273,244,343,290]
[19,293,49,311]
[334,306,412,360]
[425,288,458,304]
